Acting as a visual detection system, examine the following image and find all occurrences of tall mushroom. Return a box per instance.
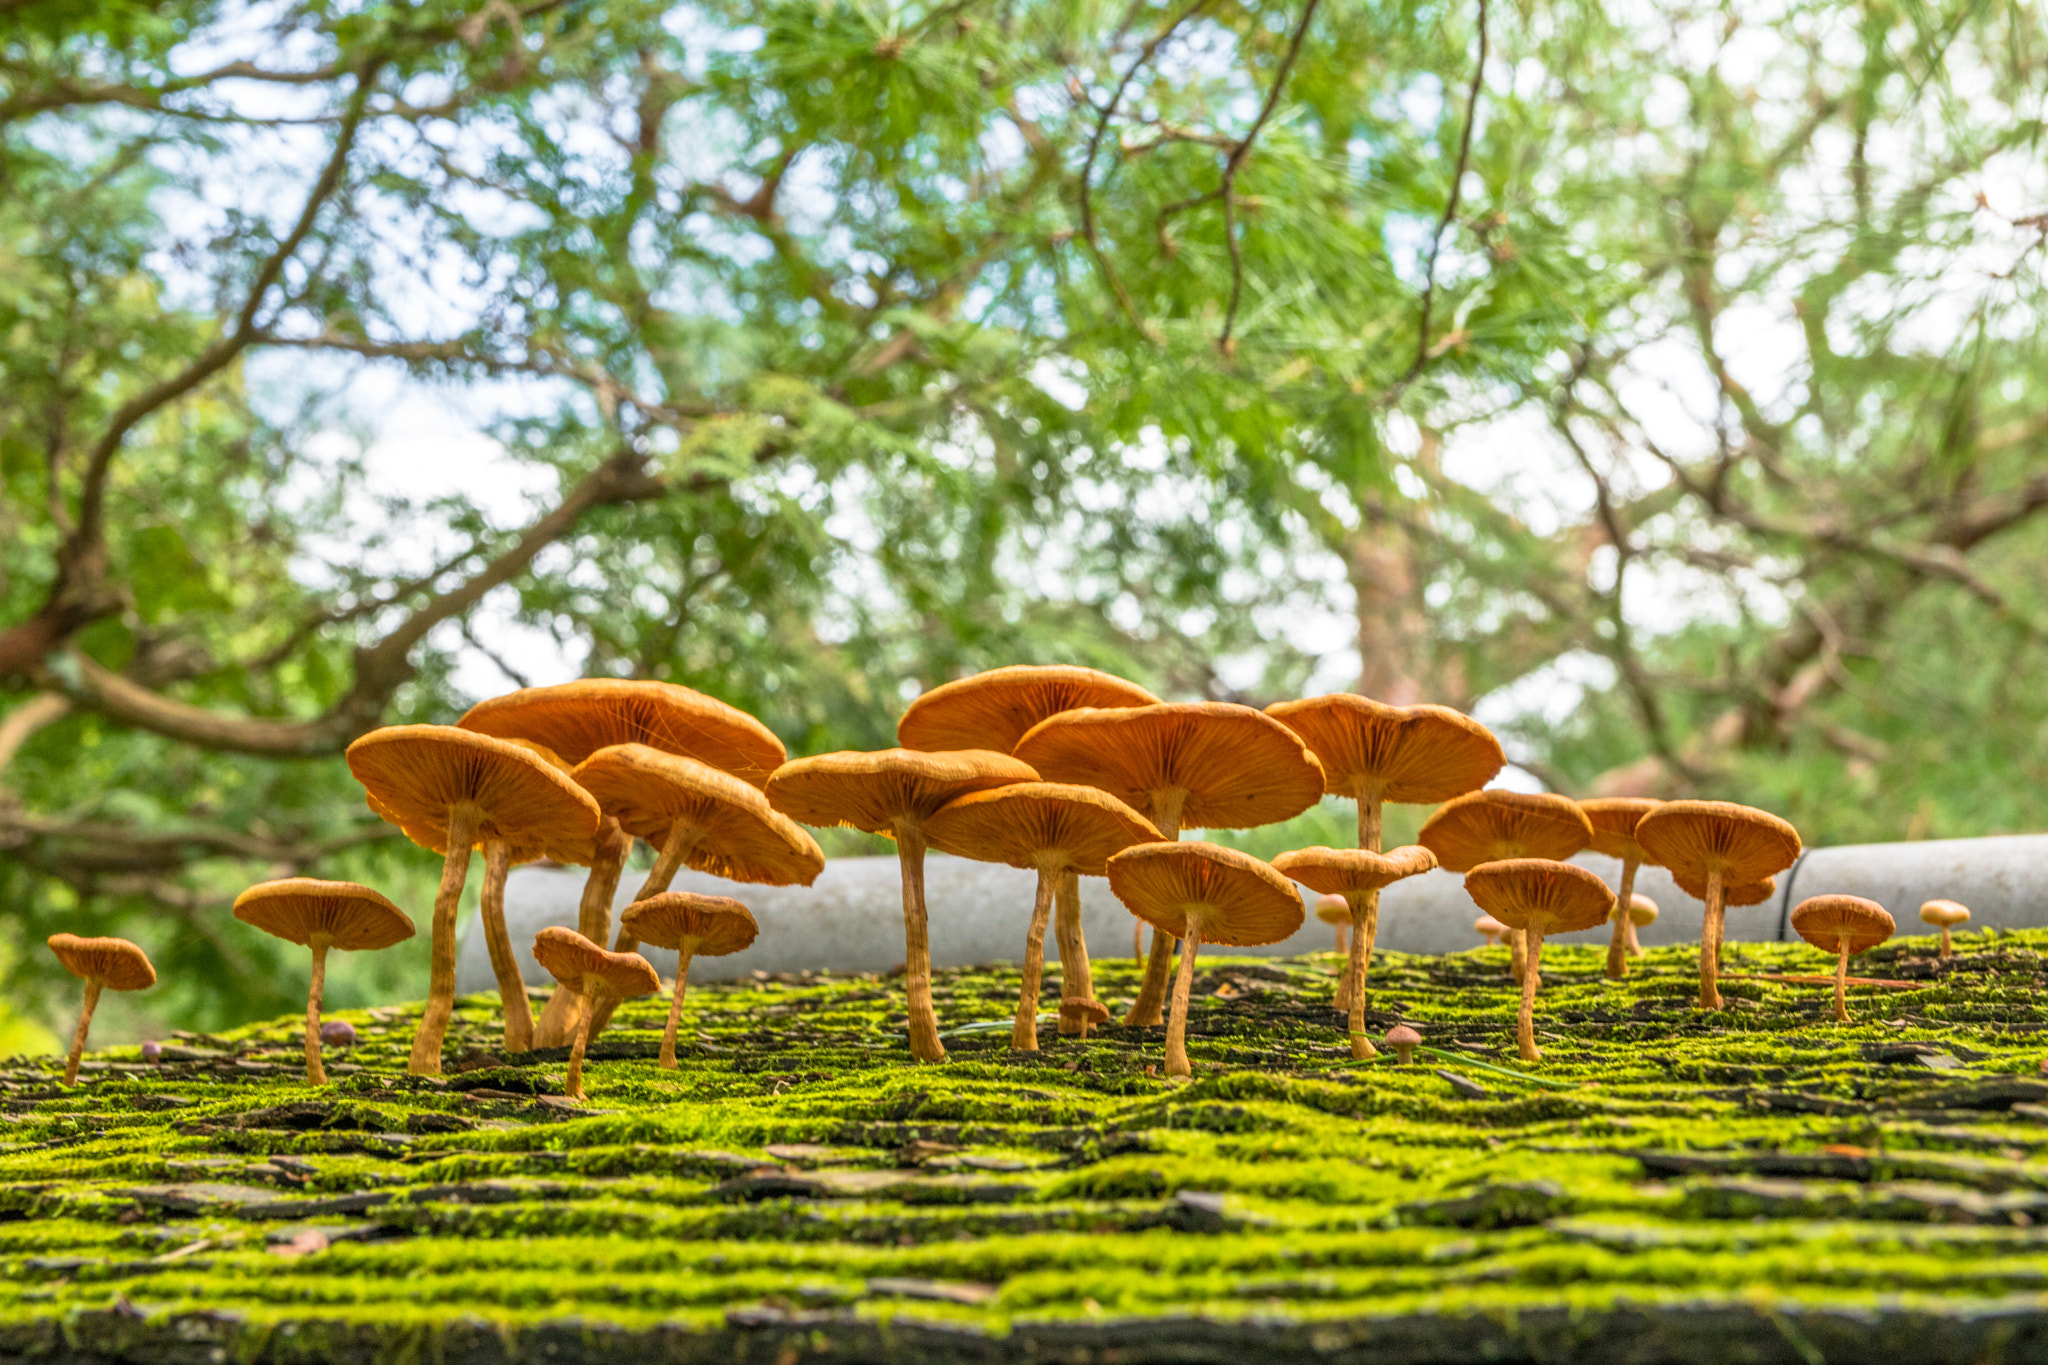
[1264,694,1503,851]
[470,737,586,1053]
[1635,801,1801,1011]
[46,935,154,1086]
[898,664,1160,753]
[1579,797,1664,980]
[1417,790,1593,983]
[1014,702,1323,1027]
[231,879,415,1084]
[1790,895,1895,1022]
[1920,899,1970,957]
[924,782,1159,1049]
[1464,859,1615,1061]
[458,679,787,1047]
[1104,841,1303,1079]
[766,748,1036,1061]
[346,725,599,1075]
[529,927,660,1100]
[616,893,759,1068]
[574,743,823,1040]
[1272,845,1438,1059]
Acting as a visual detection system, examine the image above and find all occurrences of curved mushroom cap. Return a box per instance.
[1264,695,1504,803]
[1635,800,1801,885]
[1790,895,1895,954]
[530,926,661,998]
[923,782,1160,875]
[346,725,600,861]
[46,934,156,992]
[765,748,1037,834]
[1626,893,1660,926]
[1920,899,1971,929]
[1416,790,1594,872]
[574,744,824,886]
[1474,913,1507,938]
[1059,995,1111,1028]
[1273,845,1439,897]
[1105,841,1304,947]
[898,665,1159,754]
[1465,859,1616,936]
[1672,870,1777,908]
[1385,1023,1422,1048]
[458,678,786,789]
[1579,797,1664,863]
[618,892,759,957]
[1013,702,1325,831]
[1314,892,1351,925]
[232,879,416,951]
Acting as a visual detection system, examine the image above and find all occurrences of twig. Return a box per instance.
[1216,0,1323,354]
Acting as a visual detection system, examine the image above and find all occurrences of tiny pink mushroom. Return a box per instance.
[1385,1024,1422,1066]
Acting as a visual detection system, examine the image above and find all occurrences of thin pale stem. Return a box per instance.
[1834,940,1851,1023]
[1014,872,1055,1051]
[586,822,700,1040]
[1347,891,1381,1060]
[410,807,480,1076]
[1509,927,1527,985]
[1126,789,1188,1028]
[63,979,102,1086]
[1053,869,1096,1036]
[1605,856,1641,980]
[1518,926,1545,1062]
[1940,927,1953,958]
[1626,917,1645,957]
[535,818,632,1048]
[305,937,330,1086]
[1699,867,1725,1010]
[897,826,945,1062]
[1357,792,1383,853]
[480,841,533,1053]
[1134,920,1144,962]
[566,993,594,1100]
[1334,920,1348,955]
[661,947,695,1070]
[1164,923,1203,1079]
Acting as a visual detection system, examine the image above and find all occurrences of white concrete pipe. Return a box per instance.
[459,833,2043,990]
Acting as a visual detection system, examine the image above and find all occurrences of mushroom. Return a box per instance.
[1385,1023,1422,1065]
[1417,789,1593,984]
[459,680,785,1048]
[1104,841,1304,1078]
[46,935,155,1086]
[1264,694,1503,851]
[898,664,1159,753]
[1014,702,1323,1027]
[1920,899,1970,958]
[616,892,759,1069]
[1463,859,1615,1061]
[1060,996,1111,1036]
[574,744,823,1040]
[923,782,1158,1048]
[231,878,416,1084]
[766,748,1036,1060]
[1316,893,1351,956]
[1579,797,1664,980]
[1671,871,1775,954]
[1271,845,1438,1058]
[1790,895,1896,1022]
[320,1020,357,1049]
[1624,893,1659,957]
[530,926,660,1100]
[471,737,582,1054]
[346,725,600,1075]
[1636,801,1802,1011]
[1473,913,1507,948]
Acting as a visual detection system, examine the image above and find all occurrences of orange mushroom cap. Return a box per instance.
[1625,893,1660,926]
[573,744,824,886]
[458,678,786,790]
[1790,895,1894,954]
[1473,913,1508,938]
[46,934,156,992]
[1579,796,1664,864]
[1672,871,1776,908]
[1919,899,1970,929]
[232,879,416,951]
[922,782,1160,875]
[897,665,1159,754]
[618,893,759,957]
[765,748,1037,834]
[1059,995,1112,1028]
[1104,841,1304,946]
[346,725,600,861]
[530,926,661,999]
[1464,859,1616,936]
[1272,845,1438,898]
[1013,702,1324,831]
[1264,695,1503,803]
[1314,892,1351,925]
[1634,800,1801,885]
[1416,790,1593,872]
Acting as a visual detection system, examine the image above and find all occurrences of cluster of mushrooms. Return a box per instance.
[43,668,1979,1092]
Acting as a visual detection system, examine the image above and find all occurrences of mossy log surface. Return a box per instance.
[7,932,2048,1363]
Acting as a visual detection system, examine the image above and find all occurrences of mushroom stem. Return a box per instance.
[1345,891,1380,1061]
[479,841,534,1053]
[1164,923,1204,1079]
[1604,856,1641,980]
[1939,926,1953,958]
[1013,872,1054,1051]
[566,990,595,1101]
[1833,937,1851,1023]
[895,825,946,1062]
[1123,790,1188,1029]
[587,821,701,1040]
[1334,920,1348,956]
[1517,926,1545,1062]
[1133,921,1144,962]
[63,979,102,1086]
[304,936,331,1087]
[660,946,695,1070]
[1509,928,1527,985]
[535,818,633,1048]
[1357,792,1383,854]
[1053,870,1097,1036]
[1392,1039,1416,1065]
[1699,867,1725,1010]
[1626,916,1645,957]
[411,806,481,1076]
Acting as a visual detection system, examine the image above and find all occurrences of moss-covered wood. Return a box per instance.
[6,931,2048,1363]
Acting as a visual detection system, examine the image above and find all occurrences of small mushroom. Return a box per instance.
[1790,895,1895,1022]
[1638,801,1801,1011]
[1385,1023,1422,1065]
[1264,694,1504,852]
[1316,893,1351,956]
[231,878,416,1084]
[1579,797,1664,980]
[46,935,155,1086]
[1059,996,1111,1036]
[140,1039,162,1063]
[1920,899,1970,958]
[1104,841,1303,1078]
[1624,893,1659,957]
[529,927,660,1100]
[1419,789,1593,985]
[617,892,759,1069]
[1671,873,1774,961]
[1271,845,1438,1058]
[1473,913,1507,948]
[1463,859,1615,1061]
[320,1020,357,1049]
